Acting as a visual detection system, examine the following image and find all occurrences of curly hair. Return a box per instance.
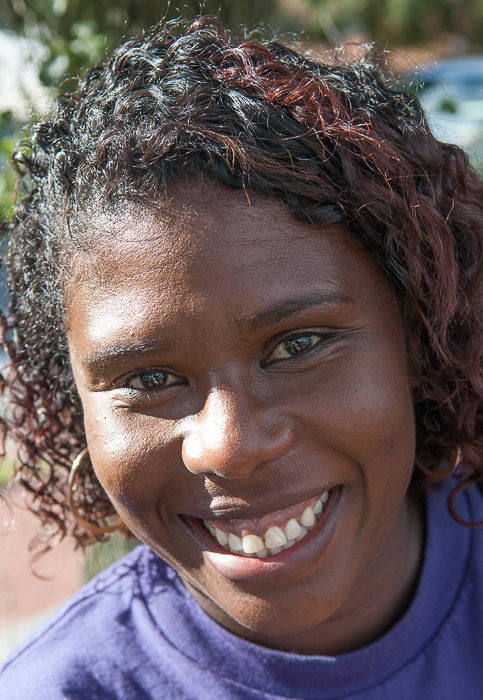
[2,16,483,548]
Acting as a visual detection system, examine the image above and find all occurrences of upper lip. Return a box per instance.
[181,486,335,521]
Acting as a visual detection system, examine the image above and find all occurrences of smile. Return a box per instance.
[202,490,331,558]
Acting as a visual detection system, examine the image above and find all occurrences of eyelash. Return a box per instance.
[123,369,185,392]
[263,331,335,366]
[120,330,337,392]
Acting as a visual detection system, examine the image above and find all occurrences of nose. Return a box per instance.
[181,386,294,479]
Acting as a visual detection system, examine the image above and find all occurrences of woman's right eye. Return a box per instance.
[125,370,181,390]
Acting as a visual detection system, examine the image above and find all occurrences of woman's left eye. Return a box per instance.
[267,334,323,362]
[125,370,180,390]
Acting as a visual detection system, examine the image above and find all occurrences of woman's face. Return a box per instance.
[67,183,421,655]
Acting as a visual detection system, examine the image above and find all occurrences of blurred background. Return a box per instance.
[2,0,483,661]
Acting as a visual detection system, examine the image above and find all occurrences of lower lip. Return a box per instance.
[182,487,342,586]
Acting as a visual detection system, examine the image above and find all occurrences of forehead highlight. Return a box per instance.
[64,184,301,289]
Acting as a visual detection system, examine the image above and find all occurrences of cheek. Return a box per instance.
[82,399,178,513]
[295,348,415,484]
[305,355,412,421]
[339,365,414,450]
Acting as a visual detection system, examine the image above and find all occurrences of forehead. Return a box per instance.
[65,182,394,333]
[78,184,345,270]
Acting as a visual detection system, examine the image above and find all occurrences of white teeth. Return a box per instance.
[203,489,331,557]
[295,525,308,542]
[242,534,265,554]
[228,533,243,551]
[215,528,229,546]
[268,546,282,555]
[265,526,287,549]
[285,518,302,541]
[300,506,316,528]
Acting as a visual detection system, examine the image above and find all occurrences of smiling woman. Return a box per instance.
[1,15,483,700]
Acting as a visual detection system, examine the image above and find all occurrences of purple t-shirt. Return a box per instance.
[1,479,482,699]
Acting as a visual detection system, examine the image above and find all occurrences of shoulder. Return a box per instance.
[0,544,177,699]
[412,483,483,694]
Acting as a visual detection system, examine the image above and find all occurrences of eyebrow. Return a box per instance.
[81,340,166,371]
[236,291,354,332]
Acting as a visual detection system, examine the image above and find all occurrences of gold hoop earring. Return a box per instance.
[415,446,462,479]
[68,447,122,534]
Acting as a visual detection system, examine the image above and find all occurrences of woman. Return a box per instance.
[1,16,483,699]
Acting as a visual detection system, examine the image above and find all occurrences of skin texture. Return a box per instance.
[66,182,423,655]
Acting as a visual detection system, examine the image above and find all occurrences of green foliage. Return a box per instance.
[0,457,14,486]
[0,111,20,225]
[303,0,483,48]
